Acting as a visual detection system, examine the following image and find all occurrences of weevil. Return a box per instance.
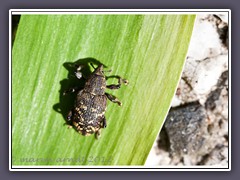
[65,63,128,139]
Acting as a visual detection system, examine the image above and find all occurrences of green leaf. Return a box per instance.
[12,14,195,166]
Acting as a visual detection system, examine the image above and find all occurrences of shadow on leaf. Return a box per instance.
[52,57,105,127]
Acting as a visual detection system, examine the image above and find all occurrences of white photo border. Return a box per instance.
[9,9,231,171]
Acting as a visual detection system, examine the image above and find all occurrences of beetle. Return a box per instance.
[65,63,128,139]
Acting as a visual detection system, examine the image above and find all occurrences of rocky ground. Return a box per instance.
[146,13,229,166]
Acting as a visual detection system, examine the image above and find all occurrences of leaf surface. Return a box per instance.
[12,14,195,165]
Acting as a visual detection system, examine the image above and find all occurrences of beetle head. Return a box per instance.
[94,64,104,76]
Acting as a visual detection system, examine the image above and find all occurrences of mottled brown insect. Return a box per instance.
[65,63,128,139]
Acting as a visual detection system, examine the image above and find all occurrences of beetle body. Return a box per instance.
[66,64,127,138]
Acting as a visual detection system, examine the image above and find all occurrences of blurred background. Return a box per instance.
[146,14,229,166]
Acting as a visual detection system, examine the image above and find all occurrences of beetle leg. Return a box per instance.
[95,117,106,139]
[102,116,107,128]
[95,130,101,139]
[105,93,122,106]
[106,75,128,90]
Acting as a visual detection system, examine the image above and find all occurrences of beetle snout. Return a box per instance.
[98,64,104,72]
